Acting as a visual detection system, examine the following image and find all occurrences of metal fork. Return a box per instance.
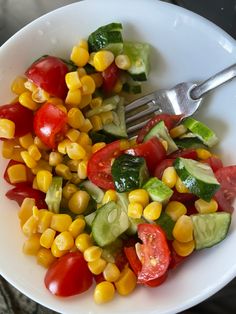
[125,64,236,135]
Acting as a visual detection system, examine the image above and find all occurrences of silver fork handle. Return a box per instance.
[190,63,236,100]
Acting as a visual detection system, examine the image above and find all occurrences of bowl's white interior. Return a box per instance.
[0,0,236,313]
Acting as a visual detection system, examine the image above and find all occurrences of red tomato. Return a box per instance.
[45,251,93,297]
[102,62,119,94]
[6,184,47,209]
[137,114,183,143]
[0,102,34,137]
[154,158,174,179]
[214,166,236,213]
[87,140,123,190]
[170,188,197,204]
[204,156,223,172]
[25,56,68,99]
[125,137,167,174]
[137,224,170,283]
[94,273,105,284]
[169,148,198,160]
[4,160,34,185]
[33,102,68,149]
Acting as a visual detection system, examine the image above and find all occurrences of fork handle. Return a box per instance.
[190,63,236,99]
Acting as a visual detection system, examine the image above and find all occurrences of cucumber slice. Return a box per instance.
[92,201,129,247]
[122,82,142,94]
[191,212,231,250]
[143,177,173,203]
[144,120,178,154]
[89,130,118,144]
[123,41,150,81]
[183,117,218,147]
[156,212,175,240]
[174,137,207,149]
[80,180,104,203]
[96,23,123,32]
[174,157,220,201]
[85,103,117,118]
[85,211,96,227]
[111,154,149,193]
[45,176,63,213]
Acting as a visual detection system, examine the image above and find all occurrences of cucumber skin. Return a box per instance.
[143,177,173,203]
[174,158,220,202]
[88,30,123,53]
[175,137,206,149]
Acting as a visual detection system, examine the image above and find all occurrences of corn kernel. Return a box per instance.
[75,233,93,252]
[23,233,41,255]
[7,164,27,184]
[78,39,88,50]
[162,166,178,188]
[50,214,72,233]
[172,215,193,243]
[18,198,35,226]
[175,176,189,193]
[88,52,96,66]
[57,139,71,155]
[94,281,115,304]
[78,160,88,179]
[90,115,103,132]
[128,189,149,207]
[77,67,87,78]
[78,94,92,110]
[37,210,53,233]
[21,151,37,168]
[128,202,143,219]
[51,241,68,258]
[115,54,131,70]
[68,218,86,238]
[0,118,15,139]
[70,173,81,185]
[84,246,103,262]
[40,228,56,249]
[11,76,27,94]
[65,89,82,107]
[65,71,82,90]
[55,163,72,180]
[88,258,107,275]
[22,215,38,237]
[67,108,85,129]
[143,201,162,220]
[11,147,24,162]
[80,75,96,95]
[32,88,49,103]
[62,183,78,199]
[54,231,74,251]
[103,263,121,282]
[172,239,195,257]
[47,97,64,107]
[48,151,63,166]
[36,170,52,193]
[102,190,117,204]
[112,79,123,93]
[68,190,90,214]
[37,247,56,268]
[77,132,92,146]
[196,148,212,160]
[169,124,187,138]
[24,80,37,92]
[70,46,89,67]
[161,140,168,151]
[93,50,114,72]
[79,119,93,133]
[34,136,49,150]
[92,142,106,154]
[90,73,103,88]
[90,97,103,109]
[1,139,15,158]
[99,111,113,125]
[66,142,86,160]
[28,144,41,161]
[194,198,218,214]
[19,133,34,149]
[115,267,137,296]
[19,91,39,110]
[165,201,187,221]
[31,159,52,175]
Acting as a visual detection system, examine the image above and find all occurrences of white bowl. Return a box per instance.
[0,0,236,313]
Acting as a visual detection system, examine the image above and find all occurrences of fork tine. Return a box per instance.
[125,93,155,113]
[127,119,151,134]
[126,105,158,124]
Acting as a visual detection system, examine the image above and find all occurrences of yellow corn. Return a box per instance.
[128,189,149,207]
[37,247,56,268]
[162,166,178,188]
[78,39,88,50]
[70,173,81,185]
[1,139,15,158]
[175,176,189,193]
[169,124,187,138]
[32,177,39,190]
[70,46,89,67]
[40,228,56,249]
[31,159,52,175]
[66,142,86,160]
[172,239,195,257]
[48,151,63,166]
[84,246,103,262]
[75,233,93,252]
[68,190,90,214]
[22,215,38,237]
[50,214,72,233]
[172,215,193,243]
[90,96,103,109]
[31,87,49,103]
[78,160,88,179]
[19,91,39,110]
[36,170,52,193]
[0,118,15,139]
[65,71,82,90]
[34,136,49,150]
[23,233,41,255]
[92,142,106,154]
[47,97,64,107]
[90,73,103,88]
[112,79,123,93]
[11,76,27,94]
[79,94,92,109]
[65,89,82,107]
[127,202,143,219]
[77,132,92,147]
[102,190,117,204]
[67,107,85,129]
[28,144,41,161]
[77,67,87,78]
[115,54,131,70]
[57,139,71,155]
[37,210,53,233]
[62,183,78,199]
[19,133,34,149]
[21,151,37,168]
[115,267,137,296]
[161,140,168,152]
[24,80,37,92]
[165,201,187,221]
[194,198,218,214]
[94,281,115,304]
[143,201,162,220]
[51,241,68,258]
[11,147,24,162]
[88,258,107,275]
[103,262,121,282]
[88,52,96,66]
[80,75,96,95]
[18,198,35,226]
[7,164,27,184]
[68,218,85,238]
[196,148,212,160]
[79,119,93,133]
[99,111,113,125]
[65,128,80,142]
[90,115,103,132]
[55,163,72,180]
[93,50,114,72]
[54,231,75,251]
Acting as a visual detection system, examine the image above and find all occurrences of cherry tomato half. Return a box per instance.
[45,251,93,297]
[137,224,170,283]
[137,114,183,143]
[33,102,68,149]
[102,62,119,94]
[0,102,34,137]
[25,56,68,99]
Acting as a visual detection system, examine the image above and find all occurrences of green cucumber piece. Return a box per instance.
[80,180,104,203]
[144,120,178,154]
[143,177,173,203]
[191,212,231,250]
[45,176,63,213]
[156,212,175,240]
[183,117,218,147]
[122,82,142,94]
[174,137,207,149]
[111,154,149,193]
[89,130,118,144]
[85,103,117,118]
[174,157,220,201]
[92,201,129,247]
[96,23,123,32]
[85,211,96,227]
[123,41,150,81]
